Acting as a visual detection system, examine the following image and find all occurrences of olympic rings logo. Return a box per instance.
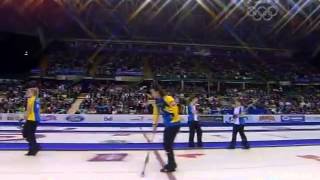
[247,0,279,21]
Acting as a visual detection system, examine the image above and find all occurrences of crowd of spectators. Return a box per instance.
[0,80,80,114]
[46,51,89,76]
[0,80,25,113]
[79,82,150,114]
[38,41,320,84]
[40,81,81,114]
[149,55,320,82]
[181,86,320,115]
[77,81,320,115]
[95,52,144,78]
[1,79,320,115]
[149,55,207,80]
[5,41,320,115]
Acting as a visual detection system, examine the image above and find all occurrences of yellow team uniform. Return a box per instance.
[153,95,180,127]
[26,96,40,122]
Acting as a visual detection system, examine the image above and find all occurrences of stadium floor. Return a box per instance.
[0,125,320,180]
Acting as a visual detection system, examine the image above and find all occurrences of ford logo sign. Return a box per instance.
[104,116,113,121]
[281,115,305,122]
[281,116,290,121]
[41,115,57,122]
[66,115,85,122]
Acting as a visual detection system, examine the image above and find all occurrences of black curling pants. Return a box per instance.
[230,124,248,146]
[22,121,39,152]
[163,126,180,167]
[188,121,202,145]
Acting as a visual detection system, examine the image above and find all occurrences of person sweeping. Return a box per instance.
[150,85,180,173]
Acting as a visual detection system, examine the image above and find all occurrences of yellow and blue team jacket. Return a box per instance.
[27,96,41,122]
[153,96,180,127]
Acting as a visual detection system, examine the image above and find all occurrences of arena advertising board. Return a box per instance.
[0,113,24,121]
[199,115,224,123]
[258,115,280,123]
[223,115,281,124]
[0,113,188,124]
[224,115,250,124]
[0,113,316,124]
[280,115,305,122]
[305,115,320,122]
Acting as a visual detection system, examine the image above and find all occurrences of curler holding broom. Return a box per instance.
[149,85,181,173]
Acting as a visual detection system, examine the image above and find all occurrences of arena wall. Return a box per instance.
[1,114,320,124]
